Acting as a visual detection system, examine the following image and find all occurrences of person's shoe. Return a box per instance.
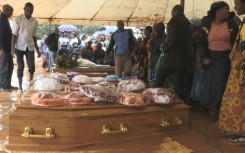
[7,86,18,90]
[17,89,23,95]
[0,88,10,92]
[228,136,245,145]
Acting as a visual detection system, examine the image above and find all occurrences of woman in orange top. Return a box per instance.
[197,1,239,120]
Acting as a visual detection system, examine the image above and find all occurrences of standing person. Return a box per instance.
[155,5,193,100]
[106,20,135,78]
[148,22,165,87]
[138,26,152,83]
[11,2,41,91]
[197,1,239,120]
[219,0,245,144]
[0,4,15,92]
[45,27,59,72]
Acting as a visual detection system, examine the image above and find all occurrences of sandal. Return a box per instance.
[228,136,245,145]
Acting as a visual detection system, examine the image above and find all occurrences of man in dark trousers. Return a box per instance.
[0,4,16,92]
[155,5,193,100]
[11,2,41,92]
[45,27,59,72]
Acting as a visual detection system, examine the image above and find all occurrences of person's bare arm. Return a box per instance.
[33,36,41,57]
[11,34,17,57]
[0,49,5,60]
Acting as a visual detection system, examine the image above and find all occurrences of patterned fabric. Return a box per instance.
[219,22,245,136]
[138,37,150,82]
[236,25,245,87]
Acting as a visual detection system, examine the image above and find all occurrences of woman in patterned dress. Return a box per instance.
[219,0,245,144]
[138,26,152,83]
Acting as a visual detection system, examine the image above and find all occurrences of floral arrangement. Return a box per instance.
[55,53,78,68]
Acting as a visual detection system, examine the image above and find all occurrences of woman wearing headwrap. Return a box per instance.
[148,22,165,87]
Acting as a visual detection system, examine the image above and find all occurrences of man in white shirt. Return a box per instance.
[11,2,41,91]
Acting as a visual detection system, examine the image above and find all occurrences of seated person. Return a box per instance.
[81,41,94,62]
[58,42,70,55]
[94,43,105,64]
[71,42,81,60]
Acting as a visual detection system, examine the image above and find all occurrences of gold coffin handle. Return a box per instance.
[174,117,183,125]
[160,119,170,127]
[59,85,70,93]
[160,117,183,127]
[21,127,54,138]
[102,123,128,135]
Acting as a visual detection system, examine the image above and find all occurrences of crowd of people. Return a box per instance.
[0,0,245,145]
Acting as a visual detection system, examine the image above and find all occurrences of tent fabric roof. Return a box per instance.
[0,0,235,26]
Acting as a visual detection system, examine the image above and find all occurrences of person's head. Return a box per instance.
[117,20,124,32]
[63,31,68,37]
[127,28,133,35]
[60,32,64,37]
[234,0,245,15]
[86,41,92,47]
[2,4,13,18]
[144,26,153,37]
[96,42,102,49]
[54,27,59,34]
[207,1,230,21]
[171,5,184,17]
[61,41,68,49]
[24,2,34,18]
[72,42,78,48]
[81,34,87,40]
[70,33,75,38]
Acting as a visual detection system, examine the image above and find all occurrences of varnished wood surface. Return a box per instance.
[1,59,245,153]
[6,128,218,153]
[54,67,115,75]
[7,91,190,151]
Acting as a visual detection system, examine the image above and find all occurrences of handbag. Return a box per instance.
[190,67,204,100]
[155,53,165,73]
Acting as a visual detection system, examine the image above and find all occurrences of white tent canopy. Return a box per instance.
[0,0,235,26]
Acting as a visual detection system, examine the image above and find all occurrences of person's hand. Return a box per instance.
[203,58,211,65]
[11,49,15,58]
[0,49,5,60]
[37,50,41,58]
[126,51,132,57]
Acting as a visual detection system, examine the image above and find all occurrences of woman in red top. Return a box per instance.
[138,26,152,83]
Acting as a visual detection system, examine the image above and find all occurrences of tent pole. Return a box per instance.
[180,0,185,10]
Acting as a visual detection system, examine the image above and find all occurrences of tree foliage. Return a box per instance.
[77,25,98,35]
[37,24,99,37]
[37,24,58,37]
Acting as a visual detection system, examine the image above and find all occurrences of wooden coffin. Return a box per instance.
[54,66,115,77]
[6,94,190,151]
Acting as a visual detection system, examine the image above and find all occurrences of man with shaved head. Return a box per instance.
[0,4,15,92]
[106,20,135,78]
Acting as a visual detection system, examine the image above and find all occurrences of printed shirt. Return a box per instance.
[240,24,245,42]
[12,14,38,51]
